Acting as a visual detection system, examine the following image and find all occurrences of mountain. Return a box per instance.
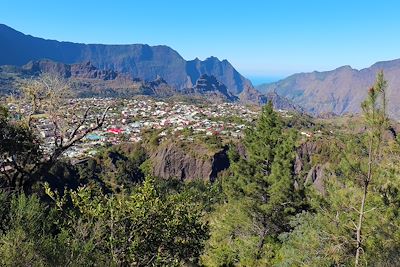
[0,24,252,95]
[256,60,400,119]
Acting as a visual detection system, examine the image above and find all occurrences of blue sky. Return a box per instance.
[1,0,400,84]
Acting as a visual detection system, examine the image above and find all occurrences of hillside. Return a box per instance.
[0,24,252,95]
[257,60,400,119]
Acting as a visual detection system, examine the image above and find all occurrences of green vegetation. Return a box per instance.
[1,71,400,266]
[202,102,306,265]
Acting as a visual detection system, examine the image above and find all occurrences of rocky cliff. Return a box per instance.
[150,142,229,181]
[294,140,330,192]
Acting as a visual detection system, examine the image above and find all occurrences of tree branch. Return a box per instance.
[69,107,92,140]
[48,106,110,162]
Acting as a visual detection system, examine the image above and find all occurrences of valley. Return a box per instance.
[1,4,400,265]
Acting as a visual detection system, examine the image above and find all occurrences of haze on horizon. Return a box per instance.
[1,0,400,84]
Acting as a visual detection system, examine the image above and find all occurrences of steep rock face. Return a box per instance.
[142,76,179,97]
[294,140,329,192]
[184,74,238,102]
[150,143,229,181]
[305,165,326,193]
[0,24,251,95]
[257,60,400,119]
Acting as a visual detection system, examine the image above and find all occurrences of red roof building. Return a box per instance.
[107,128,123,134]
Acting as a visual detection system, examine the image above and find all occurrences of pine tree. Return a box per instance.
[203,102,304,265]
[355,70,388,265]
[277,71,400,266]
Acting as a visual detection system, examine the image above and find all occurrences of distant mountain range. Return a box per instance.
[0,24,251,95]
[0,23,305,111]
[256,60,400,119]
[0,59,234,102]
[0,58,303,112]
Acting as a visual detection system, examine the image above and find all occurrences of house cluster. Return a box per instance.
[7,97,260,159]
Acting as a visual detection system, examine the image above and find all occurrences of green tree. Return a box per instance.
[1,73,109,193]
[203,102,305,265]
[355,70,388,266]
[278,138,400,266]
[277,71,400,266]
[46,176,209,266]
[0,192,62,266]
[0,107,42,191]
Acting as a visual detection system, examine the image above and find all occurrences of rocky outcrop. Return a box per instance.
[295,140,330,192]
[305,165,326,193]
[184,74,238,102]
[140,76,178,97]
[150,142,229,181]
[265,91,304,112]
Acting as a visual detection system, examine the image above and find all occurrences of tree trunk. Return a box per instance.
[256,213,268,259]
[256,226,267,259]
[355,184,368,266]
[355,138,373,266]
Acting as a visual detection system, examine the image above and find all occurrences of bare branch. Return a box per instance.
[52,116,61,148]
[69,107,92,140]
[53,106,110,156]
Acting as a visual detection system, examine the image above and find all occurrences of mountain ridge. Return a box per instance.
[256,60,400,119]
[0,24,252,95]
